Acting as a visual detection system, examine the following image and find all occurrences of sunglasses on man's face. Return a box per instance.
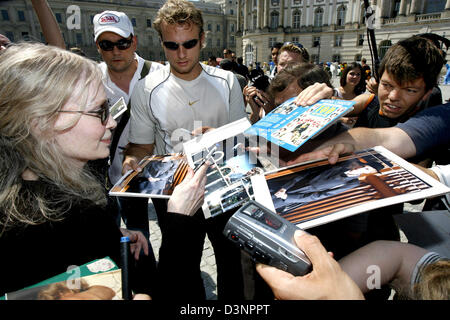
[58,100,111,125]
[162,39,199,51]
[98,38,133,51]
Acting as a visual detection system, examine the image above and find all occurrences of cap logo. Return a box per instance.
[99,14,120,25]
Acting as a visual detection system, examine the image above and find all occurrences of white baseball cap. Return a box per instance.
[93,11,134,42]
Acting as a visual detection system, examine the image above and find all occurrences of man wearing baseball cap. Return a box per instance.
[93,10,163,296]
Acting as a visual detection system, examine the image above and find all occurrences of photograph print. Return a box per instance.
[265,147,450,228]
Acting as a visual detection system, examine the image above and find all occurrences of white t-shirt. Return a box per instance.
[129,63,248,155]
[100,53,164,184]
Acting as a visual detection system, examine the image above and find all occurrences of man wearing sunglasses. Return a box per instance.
[93,10,164,297]
[124,0,247,300]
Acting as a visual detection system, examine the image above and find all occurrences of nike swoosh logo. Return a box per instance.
[188,100,200,106]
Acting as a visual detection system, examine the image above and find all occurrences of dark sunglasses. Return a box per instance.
[98,37,133,51]
[162,39,199,51]
[58,100,110,125]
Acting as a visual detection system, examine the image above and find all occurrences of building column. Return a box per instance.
[237,0,241,31]
[446,0,450,10]
[398,0,407,16]
[257,0,263,28]
[264,0,269,28]
[409,0,420,14]
[279,0,285,27]
[243,0,248,31]
[378,0,388,18]
[345,0,353,23]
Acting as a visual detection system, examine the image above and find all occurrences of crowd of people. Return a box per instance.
[0,0,449,301]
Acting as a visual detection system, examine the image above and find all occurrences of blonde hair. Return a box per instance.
[412,260,450,300]
[279,43,310,63]
[153,0,204,39]
[0,42,107,233]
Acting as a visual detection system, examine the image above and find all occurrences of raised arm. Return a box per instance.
[286,126,416,166]
[339,240,429,295]
[31,0,65,49]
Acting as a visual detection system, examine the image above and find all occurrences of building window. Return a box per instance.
[424,0,446,13]
[292,10,301,29]
[313,36,320,47]
[230,9,234,15]
[393,0,401,17]
[1,9,9,21]
[379,40,392,60]
[334,35,343,47]
[230,35,235,45]
[208,23,212,31]
[314,7,323,27]
[55,13,62,24]
[354,54,362,62]
[131,18,137,27]
[207,38,212,48]
[271,0,279,6]
[292,36,299,43]
[18,10,25,22]
[230,23,235,32]
[21,32,29,41]
[336,6,346,26]
[293,0,302,5]
[270,11,279,28]
[332,54,341,63]
[269,37,277,48]
[5,31,14,42]
[217,24,221,32]
[76,33,83,45]
[147,19,152,28]
[217,39,220,47]
[358,34,364,46]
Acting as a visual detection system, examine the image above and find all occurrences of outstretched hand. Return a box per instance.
[294,83,334,107]
[256,230,364,300]
[167,162,208,216]
[284,143,356,167]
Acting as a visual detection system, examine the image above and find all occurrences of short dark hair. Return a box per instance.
[379,36,446,91]
[271,42,283,51]
[219,58,233,71]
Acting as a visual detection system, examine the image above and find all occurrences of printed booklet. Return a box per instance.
[183,118,274,219]
[2,257,122,300]
[109,153,189,199]
[244,97,355,152]
[259,146,450,230]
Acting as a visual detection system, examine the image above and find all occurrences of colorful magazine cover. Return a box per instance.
[260,146,450,230]
[109,153,189,198]
[2,257,122,300]
[244,98,355,152]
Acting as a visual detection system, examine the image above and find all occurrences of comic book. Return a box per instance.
[244,97,355,152]
[259,146,450,230]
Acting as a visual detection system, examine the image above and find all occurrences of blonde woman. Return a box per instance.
[0,43,207,297]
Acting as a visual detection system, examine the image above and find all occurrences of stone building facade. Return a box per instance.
[237,0,450,68]
[0,0,237,62]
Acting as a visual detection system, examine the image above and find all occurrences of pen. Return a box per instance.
[194,146,216,173]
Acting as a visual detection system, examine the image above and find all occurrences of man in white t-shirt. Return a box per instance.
[93,10,163,296]
[124,0,248,300]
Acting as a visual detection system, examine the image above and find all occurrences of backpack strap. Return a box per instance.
[109,60,152,164]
